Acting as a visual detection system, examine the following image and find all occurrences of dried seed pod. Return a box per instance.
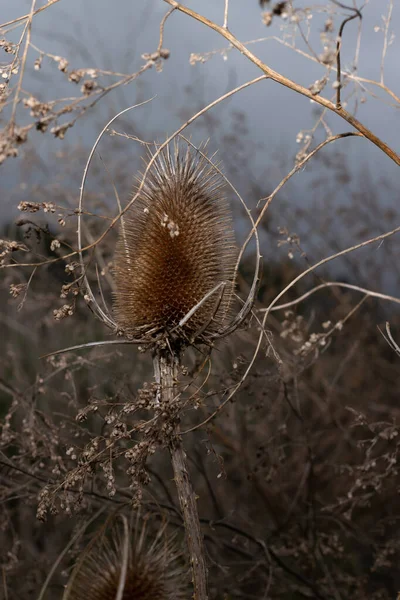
[113,142,237,346]
[63,514,187,600]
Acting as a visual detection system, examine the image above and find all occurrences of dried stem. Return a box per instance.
[334,3,362,109]
[157,351,208,600]
[0,0,60,30]
[163,0,400,166]
[9,0,37,131]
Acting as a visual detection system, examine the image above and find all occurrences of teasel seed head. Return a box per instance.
[113,141,237,348]
[63,513,187,600]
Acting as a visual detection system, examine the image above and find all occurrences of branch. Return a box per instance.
[163,0,400,166]
[184,224,400,433]
[0,0,60,30]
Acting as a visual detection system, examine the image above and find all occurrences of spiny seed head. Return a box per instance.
[63,514,187,600]
[113,142,237,346]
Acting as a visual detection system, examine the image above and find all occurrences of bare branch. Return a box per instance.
[163,0,400,165]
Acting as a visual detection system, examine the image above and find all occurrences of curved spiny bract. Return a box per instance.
[113,142,237,348]
[63,515,187,600]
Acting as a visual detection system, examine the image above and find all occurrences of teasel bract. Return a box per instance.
[63,513,187,600]
[113,141,237,351]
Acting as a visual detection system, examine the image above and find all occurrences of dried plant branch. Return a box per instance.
[263,225,400,319]
[158,6,176,54]
[0,2,167,165]
[9,0,36,130]
[40,339,142,359]
[0,0,60,31]
[265,281,400,312]
[250,35,400,105]
[163,0,400,165]
[380,0,394,84]
[223,0,229,29]
[77,99,154,330]
[379,321,400,357]
[334,2,362,108]
[115,515,130,600]
[184,224,400,433]
[244,133,362,255]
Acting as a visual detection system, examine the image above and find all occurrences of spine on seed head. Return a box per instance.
[113,142,237,346]
[63,514,187,600]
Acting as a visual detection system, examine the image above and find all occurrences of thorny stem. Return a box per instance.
[156,351,208,600]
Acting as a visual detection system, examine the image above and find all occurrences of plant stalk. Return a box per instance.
[156,351,209,600]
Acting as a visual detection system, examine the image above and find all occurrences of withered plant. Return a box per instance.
[53,137,257,598]
[111,141,240,598]
[113,142,237,344]
[63,510,188,600]
[2,2,400,599]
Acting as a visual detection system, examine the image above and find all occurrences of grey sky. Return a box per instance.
[1,1,399,227]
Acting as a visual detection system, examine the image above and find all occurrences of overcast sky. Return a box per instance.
[1,1,399,237]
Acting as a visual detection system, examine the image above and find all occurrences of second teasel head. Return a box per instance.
[62,513,188,600]
[113,142,237,348]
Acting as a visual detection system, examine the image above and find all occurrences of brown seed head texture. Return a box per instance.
[113,143,237,344]
[63,516,187,600]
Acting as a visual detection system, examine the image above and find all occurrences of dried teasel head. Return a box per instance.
[63,513,187,600]
[113,142,237,348]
